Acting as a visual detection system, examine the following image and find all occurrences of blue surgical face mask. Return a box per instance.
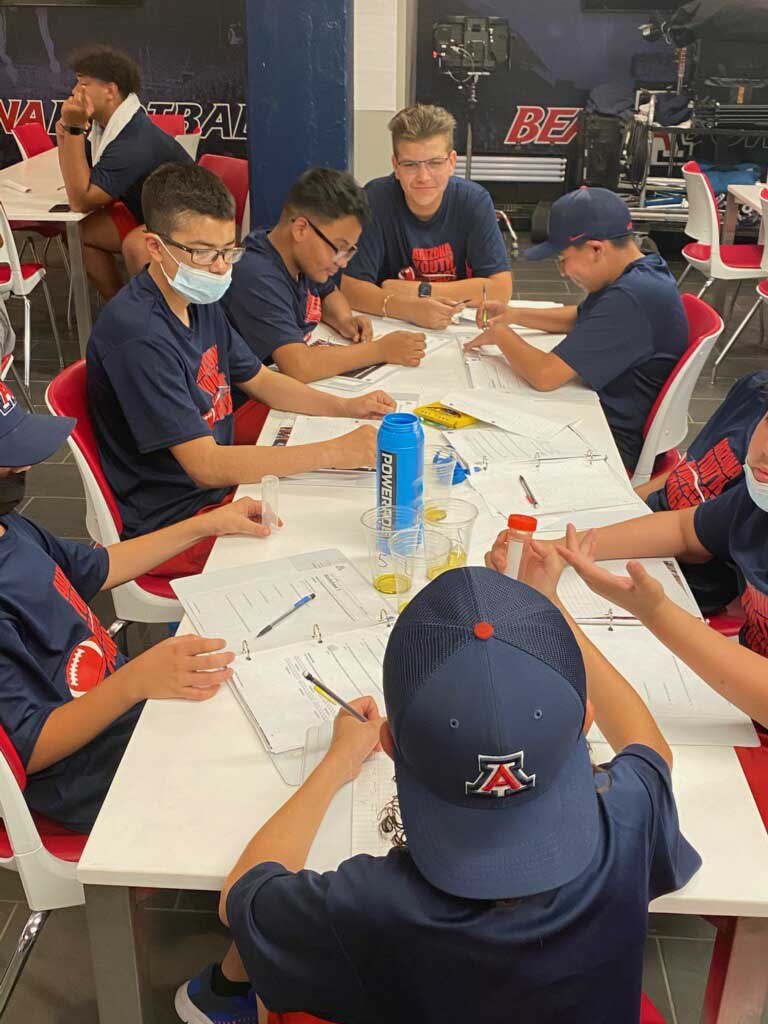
[159,241,232,305]
[744,462,768,512]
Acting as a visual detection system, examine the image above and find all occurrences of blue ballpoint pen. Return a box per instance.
[256,593,316,638]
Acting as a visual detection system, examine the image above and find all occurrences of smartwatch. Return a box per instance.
[418,282,432,298]
[59,122,88,136]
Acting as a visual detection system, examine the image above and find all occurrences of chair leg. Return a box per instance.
[108,619,132,656]
[9,364,33,411]
[696,277,714,299]
[55,236,74,331]
[725,279,743,323]
[21,297,30,387]
[677,263,692,287]
[39,278,64,370]
[0,910,49,1016]
[710,297,761,384]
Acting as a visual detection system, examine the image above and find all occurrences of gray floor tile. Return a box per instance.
[659,937,715,1024]
[25,461,85,500]
[0,870,25,903]
[642,936,675,1023]
[21,496,88,539]
[649,913,717,940]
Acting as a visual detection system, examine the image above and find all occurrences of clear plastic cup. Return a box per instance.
[390,527,453,612]
[505,514,538,579]
[423,444,457,510]
[422,497,479,569]
[361,505,422,595]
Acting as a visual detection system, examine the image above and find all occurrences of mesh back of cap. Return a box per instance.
[384,567,586,730]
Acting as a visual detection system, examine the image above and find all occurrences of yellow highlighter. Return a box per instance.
[414,402,478,431]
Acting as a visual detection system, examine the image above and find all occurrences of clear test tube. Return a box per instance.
[261,475,280,531]
[505,514,538,579]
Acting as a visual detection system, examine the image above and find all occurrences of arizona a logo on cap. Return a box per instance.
[466,752,536,798]
[0,381,16,416]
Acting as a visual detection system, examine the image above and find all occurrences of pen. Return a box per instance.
[256,593,316,638]
[518,474,539,509]
[450,298,472,306]
[302,671,367,722]
[481,285,488,328]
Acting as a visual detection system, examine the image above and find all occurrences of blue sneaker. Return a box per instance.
[175,964,258,1024]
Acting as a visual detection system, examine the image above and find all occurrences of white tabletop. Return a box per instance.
[727,182,766,212]
[77,326,768,918]
[0,148,86,222]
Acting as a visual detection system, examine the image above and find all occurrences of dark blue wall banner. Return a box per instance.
[0,0,246,168]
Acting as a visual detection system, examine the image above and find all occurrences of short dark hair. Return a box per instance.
[142,163,236,237]
[68,46,141,98]
[281,167,371,227]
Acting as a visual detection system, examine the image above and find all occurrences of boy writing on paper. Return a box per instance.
[56,46,192,298]
[485,401,768,728]
[465,187,687,474]
[86,162,395,580]
[176,562,698,1024]
[341,104,513,331]
[0,385,273,833]
[635,371,768,614]
[224,167,428,382]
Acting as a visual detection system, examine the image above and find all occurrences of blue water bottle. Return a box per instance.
[377,412,424,531]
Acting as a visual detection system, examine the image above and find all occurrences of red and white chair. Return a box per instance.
[0,352,32,411]
[198,153,250,240]
[631,294,724,486]
[46,361,182,625]
[0,203,63,387]
[148,112,202,160]
[709,187,768,383]
[677,162,766,305]
[0,722,86,1015]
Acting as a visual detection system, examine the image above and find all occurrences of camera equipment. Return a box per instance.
[432,16,510,179]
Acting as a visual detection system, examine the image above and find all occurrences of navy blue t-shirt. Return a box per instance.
[345,174,509,286]
[87,270,263,538]
[227,745,699,1024]
[695,479,768,658]
[223,229,337,365]
[0,513,138,832]
[554,254,687,473]
[89,107,192,223]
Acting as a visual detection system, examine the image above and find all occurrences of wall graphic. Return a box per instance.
[0,0,246,168]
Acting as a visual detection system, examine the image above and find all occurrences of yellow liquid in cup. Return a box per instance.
[424,506,447,523]
[373,572,412,595]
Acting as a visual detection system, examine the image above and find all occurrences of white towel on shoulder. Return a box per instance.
[89,92,142,166]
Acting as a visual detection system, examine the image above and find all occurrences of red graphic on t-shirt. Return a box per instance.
[53,565,118,694]
[197,345,232,429]
[400,243,458,283]
[665,438,743,510]
[305,291,322,326]
[742,583,768,658]
[0,380,15,415]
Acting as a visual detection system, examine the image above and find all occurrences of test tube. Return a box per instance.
[505,514,537,579]
[262,475,280,531]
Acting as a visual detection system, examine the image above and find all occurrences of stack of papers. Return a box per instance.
[446,425,599,469]
[464,351,596,402]
[441,388,577,440]
[558,557,701,622]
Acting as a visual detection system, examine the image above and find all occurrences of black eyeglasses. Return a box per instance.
[292,217,358,264]
[154,234,245,267]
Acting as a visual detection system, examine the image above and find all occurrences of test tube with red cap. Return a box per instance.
[505,514,538,579]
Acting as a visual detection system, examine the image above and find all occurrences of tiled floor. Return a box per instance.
[1,237,767,1024]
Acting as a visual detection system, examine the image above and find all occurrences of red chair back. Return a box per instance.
[149,113,186,136]
[0,722,26,791]
[642,294,722,438]
[46,360,123,532]
[198,154,249,230]
[13,123,54,159]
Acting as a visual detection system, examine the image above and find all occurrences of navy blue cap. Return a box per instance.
[383,566,599,900]
[0,382,74,467]
[525,186,634,261]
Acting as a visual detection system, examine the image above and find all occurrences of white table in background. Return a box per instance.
[0,148,92,355]
[76,333,768,1023]
[723,181,766,245]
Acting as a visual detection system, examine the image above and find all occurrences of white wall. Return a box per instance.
[353,0,417,184]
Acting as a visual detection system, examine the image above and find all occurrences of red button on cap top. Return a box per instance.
[474,622,494,640]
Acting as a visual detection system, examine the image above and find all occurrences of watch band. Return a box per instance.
[418,282,432,298]
[59,122,88,136]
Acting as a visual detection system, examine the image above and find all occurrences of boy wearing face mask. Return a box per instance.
[86,162,396,580]
[0,383,280,832]
[465,188,688,474]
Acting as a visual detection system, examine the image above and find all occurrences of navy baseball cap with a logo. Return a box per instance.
[525,186,634,261]
[383,566,599,900]
[0,382,74,467]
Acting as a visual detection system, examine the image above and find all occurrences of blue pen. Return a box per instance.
[256,593,316,638]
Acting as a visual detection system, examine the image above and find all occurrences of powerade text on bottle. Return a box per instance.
[377,412,424,531]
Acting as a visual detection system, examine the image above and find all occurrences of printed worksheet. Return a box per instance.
[352,754,397,857]
[231,624,389,753]
[441,389,577,440]
[446,424,599,468]
[464,351,596,403]
[467,458,635,518]
[286,393,420,448]
[172,549,389,653]
[558,558,701,621]
[583,625,755,747]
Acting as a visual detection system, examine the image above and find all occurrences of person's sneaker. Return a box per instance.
[175,964,258,1024]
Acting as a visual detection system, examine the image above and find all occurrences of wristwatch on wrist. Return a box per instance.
[418,282,432,298]
[58,122,88,136]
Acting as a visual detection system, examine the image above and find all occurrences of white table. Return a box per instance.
[0,148,92,356]
[723,182,765,246]
[76,333,768,1024]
